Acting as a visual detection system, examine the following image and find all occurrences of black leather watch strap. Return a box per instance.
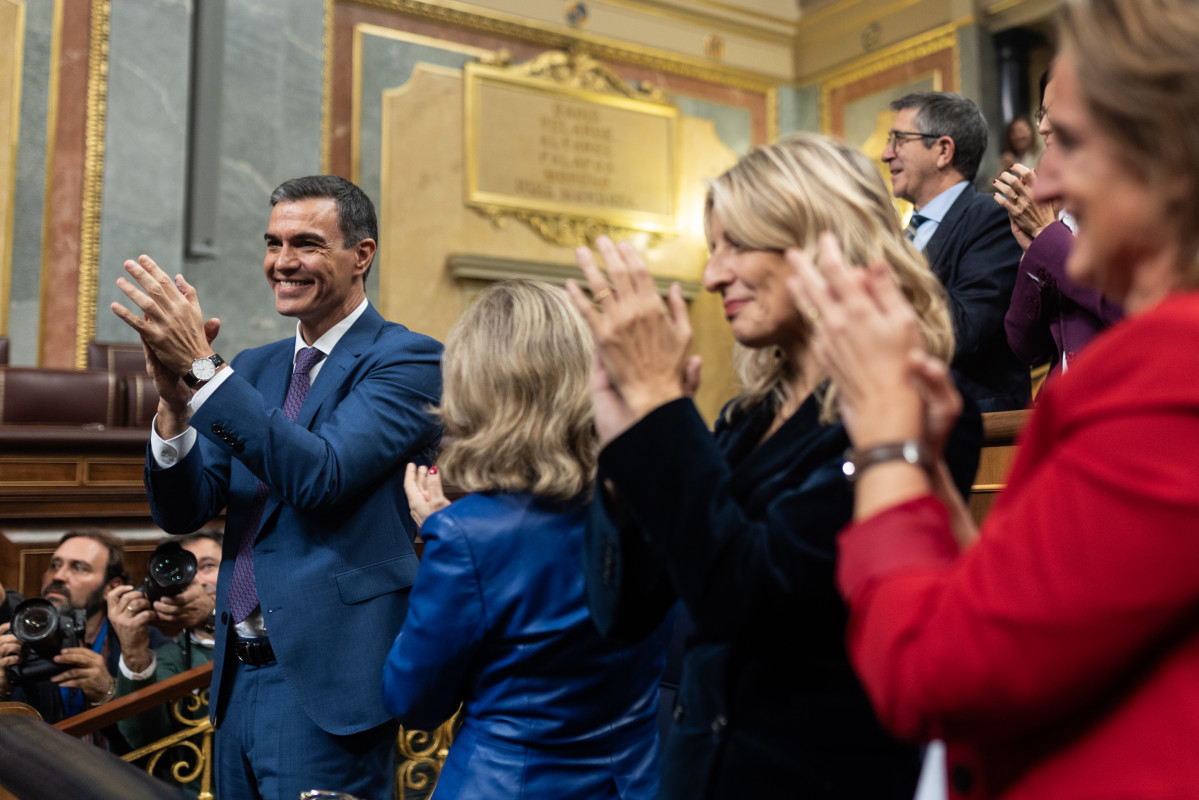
[183,353,225,388]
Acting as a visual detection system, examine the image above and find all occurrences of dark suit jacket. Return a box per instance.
[925,187,1030,411]
[146,304,442,735]
[583,395,981,800]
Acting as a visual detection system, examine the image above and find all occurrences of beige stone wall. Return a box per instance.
[379,64,739,424]
[793,0,1061,83]
[459,0,798,79]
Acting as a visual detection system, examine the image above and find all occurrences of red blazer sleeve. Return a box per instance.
[838,303,1199,743]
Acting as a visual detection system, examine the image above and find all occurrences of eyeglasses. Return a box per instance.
[886,130,942,149]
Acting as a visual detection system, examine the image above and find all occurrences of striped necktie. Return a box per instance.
[905,213,930,242]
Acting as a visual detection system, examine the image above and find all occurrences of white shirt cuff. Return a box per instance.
[148,366,235,468]
[190,364,234,410]
[119,650,158,681]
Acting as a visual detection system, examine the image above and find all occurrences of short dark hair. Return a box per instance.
[59,530,128,585]
[891,92,989,182]
[269,175,378,281]
[176,530,224,551]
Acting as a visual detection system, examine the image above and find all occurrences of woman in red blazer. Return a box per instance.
[792,1,1199,798]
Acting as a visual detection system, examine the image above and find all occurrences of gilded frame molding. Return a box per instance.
[323,0,779,172]
[0,0,25,338]
[817,22,964,135]
[463,53,680,248]
[72,0,110,368]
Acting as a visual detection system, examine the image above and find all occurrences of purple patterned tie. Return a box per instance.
[227,346,326,622]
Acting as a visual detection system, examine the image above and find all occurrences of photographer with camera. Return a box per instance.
[0,530,167,750]
[108,532,221,795]
[0,577,20,627]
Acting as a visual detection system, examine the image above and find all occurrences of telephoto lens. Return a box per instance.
[138,541,198,603]
[5,598,86,686]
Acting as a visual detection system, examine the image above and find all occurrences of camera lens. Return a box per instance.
[11,599,60,645]
[142,542,197,600]
[152,555,187,585]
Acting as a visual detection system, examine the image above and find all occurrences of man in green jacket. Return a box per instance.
[108,532,222,795]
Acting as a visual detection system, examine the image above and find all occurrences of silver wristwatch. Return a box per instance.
[183,353,225,388]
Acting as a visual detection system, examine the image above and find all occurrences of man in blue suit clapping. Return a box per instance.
[112,175,442,800]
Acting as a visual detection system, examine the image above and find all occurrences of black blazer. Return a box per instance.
[583,395,981,800]
[925,186,1030,411]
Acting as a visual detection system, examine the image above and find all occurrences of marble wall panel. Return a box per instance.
[777,84,819,138]
[93,0,191,345]
[179,0,325,355]
[671,96,751,157]
[8,0,55,366]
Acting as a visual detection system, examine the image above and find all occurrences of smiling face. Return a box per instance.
[702,209,805,350]
[41,537,114,617]
[882,108,949,210]
[1036,51,1180,311]
[263,198,374,344]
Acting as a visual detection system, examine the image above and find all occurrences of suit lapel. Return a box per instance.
[255,306,387,536]
[293,304,386,429]
[259,342,295,410]
[924,186,975,275]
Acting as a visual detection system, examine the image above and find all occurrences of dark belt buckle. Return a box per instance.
[235,638,275,666]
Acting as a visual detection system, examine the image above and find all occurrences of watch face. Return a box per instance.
[191,357,216,382]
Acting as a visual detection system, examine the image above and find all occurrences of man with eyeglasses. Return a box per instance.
[883,91,1029,412]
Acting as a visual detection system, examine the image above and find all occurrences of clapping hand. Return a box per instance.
[787,234,925,450]
[994,164,1056,251]
[404,464,450,529]
[566,236,700,446]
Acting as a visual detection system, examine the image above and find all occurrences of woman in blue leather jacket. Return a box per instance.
[381,279,672,800]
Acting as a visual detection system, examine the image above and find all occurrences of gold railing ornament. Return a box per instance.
[121,688,215,800]
[394,709,462,800]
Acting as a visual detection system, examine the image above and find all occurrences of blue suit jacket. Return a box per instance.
[925,186,1030,411]
[146,304,442,735]
[382,492,670,800]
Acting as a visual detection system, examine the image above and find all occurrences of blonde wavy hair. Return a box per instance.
[435,280,596,500]
[1058,0,1199,283]
[706,133,954,422]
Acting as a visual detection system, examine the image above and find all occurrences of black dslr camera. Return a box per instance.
[4,598,87,686]
[136,541,198,603]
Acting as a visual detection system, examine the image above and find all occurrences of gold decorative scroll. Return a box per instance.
[464,51,679,247]
[121,689,215,800]
[396,710,461,800]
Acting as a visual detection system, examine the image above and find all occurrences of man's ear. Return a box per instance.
[930,134,959,170]
[935,136,956,171]
[354,239,377,277]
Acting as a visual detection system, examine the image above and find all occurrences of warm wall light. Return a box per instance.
[565,2,589,29]
[703,34,725,62]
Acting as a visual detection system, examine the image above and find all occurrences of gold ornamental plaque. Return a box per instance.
[464,52,679,247]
